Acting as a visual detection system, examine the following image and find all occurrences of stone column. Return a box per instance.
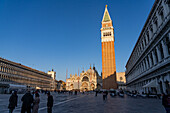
[139,65,141,74]
[143,40,146,49]
[156,12,162,28]
[162,1,169,18]
[148,54,152,68]
[141,43,143,51]
[145,34,149,44]
[152,51,157,65]
[143,61,146,71]
[167,73,170,82]
[161,39,169,58]
[156,46,162,62]
[142,61,145,71]
[162,81,167,94]
[145,58,149,70]
[149,29,153,40]
[141,63,143,72]
[153,19,157,34]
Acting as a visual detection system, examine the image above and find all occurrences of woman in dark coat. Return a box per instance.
[8,91,18,113]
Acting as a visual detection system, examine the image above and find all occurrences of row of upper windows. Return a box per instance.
[126,1,169,72]
[0,62,50,80]
[0,68,50,83]
[0,74,48,85]
[103,32,112,37]
[127,36,170,81]
[0,62,50,81]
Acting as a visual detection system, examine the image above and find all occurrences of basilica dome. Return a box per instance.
[86,68,95,74]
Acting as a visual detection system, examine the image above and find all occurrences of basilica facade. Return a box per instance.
[66,66,102,92]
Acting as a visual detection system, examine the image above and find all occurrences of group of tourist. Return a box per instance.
[8,90,54,113]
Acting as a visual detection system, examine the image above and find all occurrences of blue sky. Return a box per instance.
[0,0,155,81]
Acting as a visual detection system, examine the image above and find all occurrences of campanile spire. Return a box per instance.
[101,5,117,89]
[102,5,112,22]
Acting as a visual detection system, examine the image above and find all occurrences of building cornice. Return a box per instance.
[0,57,50,77]
[126,0,159,67]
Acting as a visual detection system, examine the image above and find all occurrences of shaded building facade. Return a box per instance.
[125,0,170,94]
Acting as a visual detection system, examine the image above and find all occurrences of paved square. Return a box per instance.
[0,92,165,113]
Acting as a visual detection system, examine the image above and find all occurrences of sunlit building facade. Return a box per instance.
[66,66,102,91]
[48,69,56,91]
[125,0,170,94]
[101,5,118,89]
[116,72,126,90]
[0,57,52,93]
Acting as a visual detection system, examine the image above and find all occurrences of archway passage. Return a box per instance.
[81,82,88,92]
[84,88,88,92]
[82,76,89,82]
[70,84,73,90]
[82,82,88,87]
[91,83,95,90]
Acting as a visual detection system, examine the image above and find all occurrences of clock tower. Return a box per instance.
[101,5,117,89]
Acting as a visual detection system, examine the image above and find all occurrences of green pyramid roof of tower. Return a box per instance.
[103,12,110,22]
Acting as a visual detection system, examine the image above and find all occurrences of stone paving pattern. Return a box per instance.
[0,92,165,113]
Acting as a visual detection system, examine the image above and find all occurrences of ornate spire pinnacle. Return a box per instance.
[93,64,95,70]
[102,5,112,22]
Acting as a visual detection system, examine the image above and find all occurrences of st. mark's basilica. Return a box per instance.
[66,66,102,92]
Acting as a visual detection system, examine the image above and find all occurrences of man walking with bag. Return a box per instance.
[47,92,53,113]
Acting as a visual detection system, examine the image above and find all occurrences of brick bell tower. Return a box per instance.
[101,5,118,89]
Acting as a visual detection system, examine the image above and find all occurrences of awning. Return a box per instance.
[0,83,10,88]
[9,84,27,88]
[36,87,41,89]
[143,80,157,88]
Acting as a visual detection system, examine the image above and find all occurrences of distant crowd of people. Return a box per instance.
[8,90,53,113]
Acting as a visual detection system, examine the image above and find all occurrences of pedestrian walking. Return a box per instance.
[47,92,53,113]
[106,91,108,99]
[95,90,98,97]
[162,90,170,113]
[103,91,107,101]
[8,91,18,113]
[32,93,40,113]
[21,90,34,113]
